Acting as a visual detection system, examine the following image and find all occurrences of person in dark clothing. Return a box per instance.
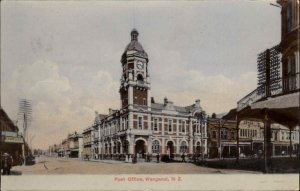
[156,153,160,163]
[2,153,13,175]
[147,153,151,162]
[181,152,186,162]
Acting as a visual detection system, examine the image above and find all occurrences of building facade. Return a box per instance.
[93,29,208,161]
[208,116,299,158]
[82,126,92,159]
[52,132,83,158]
[0,107,26,164]
[236,0,299,172]
[278,0,299,93]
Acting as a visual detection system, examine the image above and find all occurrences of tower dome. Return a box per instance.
[121,29,148,63]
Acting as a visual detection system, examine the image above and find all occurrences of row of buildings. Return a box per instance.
[48,6,299,161]
[49,112,299,160]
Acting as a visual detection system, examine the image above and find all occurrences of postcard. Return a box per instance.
[1,0,299,190]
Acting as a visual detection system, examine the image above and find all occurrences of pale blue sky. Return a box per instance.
[1,0,281,149]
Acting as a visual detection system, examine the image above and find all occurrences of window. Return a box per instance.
[153,118,158,131]
[281,131,285,140]
[221,129,228,140]
[143,98,146,106]
[137,74,144,82]
[212,130,217,139]
[168,119,173,132]
[231,130,235,140]
[121,118,124,130]
[180,141,188,153]
[152,140,160,153]
[182,121,186,133]
[138,116,143,129]
[197,122,200,133]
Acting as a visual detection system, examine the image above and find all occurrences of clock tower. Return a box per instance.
[120,29,151,110]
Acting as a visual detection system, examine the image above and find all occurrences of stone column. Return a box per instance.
[189,138,194,154]
[111,141,114,154]
[189,118,193,154]
[129,135,134,154]
[162,117,165,136]
[189,118,193,137]
[129,112,133,130]
[148,113,152,132]
[176,119,179,136]
[161,137,165,154]
[148,136,153,154]
[120,141,123,154]
[204,138,208,155]
[176,138,180,155]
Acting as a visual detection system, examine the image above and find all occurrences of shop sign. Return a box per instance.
[4,136,24,143]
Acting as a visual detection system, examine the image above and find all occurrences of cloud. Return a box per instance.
[148,47,257,114]
[2,59,122,149]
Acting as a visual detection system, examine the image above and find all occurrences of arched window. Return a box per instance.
[180,141,188,153]
[137,74,144,83]
[152,140,160,153]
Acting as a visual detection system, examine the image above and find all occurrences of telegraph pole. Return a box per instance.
[18,99,32,165]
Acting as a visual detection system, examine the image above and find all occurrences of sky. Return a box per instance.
[1,0,281,149]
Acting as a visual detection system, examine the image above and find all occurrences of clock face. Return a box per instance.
[137,61,144,69]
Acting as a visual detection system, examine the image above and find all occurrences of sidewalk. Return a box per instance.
[87,158,162,164]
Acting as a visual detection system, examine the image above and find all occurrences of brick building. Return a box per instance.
[93,29,208,161]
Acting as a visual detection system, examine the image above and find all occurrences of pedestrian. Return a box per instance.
[156,152,160,163]
[147,152,151,162]
[181,152,186,162]
[2,153,13,175]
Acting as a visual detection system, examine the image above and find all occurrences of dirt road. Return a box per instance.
[11,156,260,175]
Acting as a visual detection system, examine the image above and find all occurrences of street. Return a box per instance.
[10,156,260,175]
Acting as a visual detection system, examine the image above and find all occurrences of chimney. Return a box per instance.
[164,97,168,105]
[151,97,155,103]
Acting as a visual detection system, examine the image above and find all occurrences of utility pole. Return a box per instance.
[18,99,32,165]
